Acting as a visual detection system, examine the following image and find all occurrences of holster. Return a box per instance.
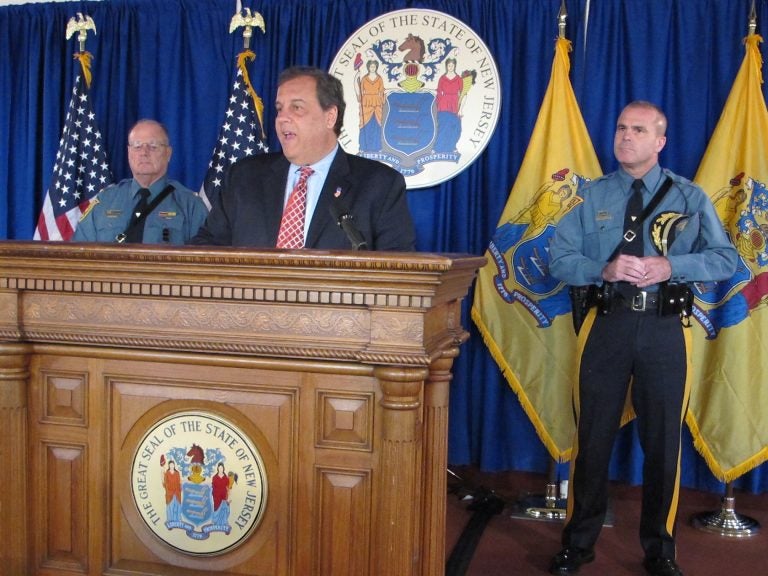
[568,283,616,334]
[568,286,592,334]
[594,282,615,315]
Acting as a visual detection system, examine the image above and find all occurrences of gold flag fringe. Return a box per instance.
[237,50,266,140]
[743,34,763,85]
[687,411,768,483]
[471,306,572,463]
[74,51,93,88]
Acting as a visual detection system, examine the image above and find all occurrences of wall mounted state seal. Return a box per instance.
[330,8,501,189]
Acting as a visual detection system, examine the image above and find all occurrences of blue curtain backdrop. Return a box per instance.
[1,0,766,493]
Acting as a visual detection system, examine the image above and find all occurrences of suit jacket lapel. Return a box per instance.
[306,150,353,247]
[264,156,291,244]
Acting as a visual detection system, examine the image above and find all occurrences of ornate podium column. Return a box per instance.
[373,365,430,576]
[0,343,30,576]
[421,348,459,576]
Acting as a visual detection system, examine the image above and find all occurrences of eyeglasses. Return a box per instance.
[128,141,168,152]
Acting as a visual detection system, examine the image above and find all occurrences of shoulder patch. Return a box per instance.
[79,197,99,221]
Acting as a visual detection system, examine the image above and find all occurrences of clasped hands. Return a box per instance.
[601,254,671,288]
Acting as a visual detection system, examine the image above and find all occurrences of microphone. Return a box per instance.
[329,190,368,250]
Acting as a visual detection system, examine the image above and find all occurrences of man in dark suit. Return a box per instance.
[191,66,416,251]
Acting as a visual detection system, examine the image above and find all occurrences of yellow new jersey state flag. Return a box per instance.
[690,34,768,482]
[471,38,602,461]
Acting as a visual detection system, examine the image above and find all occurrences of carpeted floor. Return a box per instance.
[445,466,767,576]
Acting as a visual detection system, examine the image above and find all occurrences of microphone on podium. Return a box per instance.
[329,189,368,250]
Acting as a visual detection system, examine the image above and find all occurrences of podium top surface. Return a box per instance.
[0,241,485,365]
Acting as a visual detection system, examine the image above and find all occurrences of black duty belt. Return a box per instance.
[616,291,659,312]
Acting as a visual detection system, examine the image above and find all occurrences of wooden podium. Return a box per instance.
[0,241,483,576]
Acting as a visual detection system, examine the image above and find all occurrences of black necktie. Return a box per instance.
[623,179,644,256]
[125,188,151,243]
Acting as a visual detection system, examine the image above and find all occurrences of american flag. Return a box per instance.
[34,62,112,241]
[201,54,268,209]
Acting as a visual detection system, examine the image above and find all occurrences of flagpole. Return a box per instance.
[35,12,113,241]
[228,6,266,138]
[690,0,761,538]
[200,6,268,209]
[510,0,570,524]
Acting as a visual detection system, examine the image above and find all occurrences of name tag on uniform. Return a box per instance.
[596,210,612,221]
[106,210,123,218]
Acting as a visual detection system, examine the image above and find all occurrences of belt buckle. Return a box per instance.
[631,291,647,312]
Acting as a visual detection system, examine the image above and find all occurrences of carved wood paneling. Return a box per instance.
[316,390,373,451]
[42,371,88,425]
[314,468,372,576]
[108,362,294,575]
[41,443,88,572]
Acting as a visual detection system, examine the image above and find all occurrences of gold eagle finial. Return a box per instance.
[229,7,266,50]
[65,12,97,52]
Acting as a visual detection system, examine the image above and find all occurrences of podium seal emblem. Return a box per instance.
[130,411,268,555]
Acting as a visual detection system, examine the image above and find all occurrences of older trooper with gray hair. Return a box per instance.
[73,119,208,244]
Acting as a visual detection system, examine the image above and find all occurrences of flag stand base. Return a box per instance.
[509,486,615,526]
[691,485,760,538]
[509,461,569,522]
[511,482,567,521]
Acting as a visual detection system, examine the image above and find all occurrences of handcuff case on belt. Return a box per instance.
[658,281,693,318]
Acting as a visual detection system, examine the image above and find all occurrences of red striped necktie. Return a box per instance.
[276,166,314,249]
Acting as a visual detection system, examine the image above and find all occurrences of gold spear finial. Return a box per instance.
[558,0,567,39]
[229,7,266,50]
[748,0,757,36]
[65,12,96,52]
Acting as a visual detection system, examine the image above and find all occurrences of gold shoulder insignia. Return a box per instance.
[79,197,99,221]
[651,211,688,255]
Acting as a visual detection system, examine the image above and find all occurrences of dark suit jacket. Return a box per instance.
[191,149,416,251]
